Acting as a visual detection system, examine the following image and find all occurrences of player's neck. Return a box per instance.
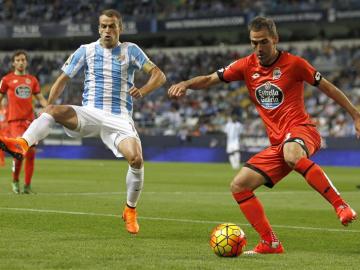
[14,70,26,76]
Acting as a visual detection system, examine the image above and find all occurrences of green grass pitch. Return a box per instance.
[0,158,359,270]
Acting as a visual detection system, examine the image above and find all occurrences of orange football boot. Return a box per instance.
[122,205,139,234]
[244,240,284,255]
[0,136,28,160]
[336,203,357,226]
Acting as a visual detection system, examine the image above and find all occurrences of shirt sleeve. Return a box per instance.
[295,57,322,86]
[0,77,8,94]
[62,46,86,78]
[129,44,150,70]
[217,58,246,83]
[32,77,41,95]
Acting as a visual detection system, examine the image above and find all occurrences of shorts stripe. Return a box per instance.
[244,163,274,188]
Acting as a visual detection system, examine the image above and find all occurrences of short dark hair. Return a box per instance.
[248,16,278,38]
[11,50,28,62]
[100,9,122,28]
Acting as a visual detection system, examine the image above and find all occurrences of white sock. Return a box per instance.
[229,153,240,170]
[126,166,144,208]
[233,152,240,170]
[22,113,55,146]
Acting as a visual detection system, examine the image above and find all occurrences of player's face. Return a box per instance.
[13,54,27,74]
[250,29,278,65]
[99,15,122,48]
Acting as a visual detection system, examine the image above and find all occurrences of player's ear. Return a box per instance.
[273,34,279,45]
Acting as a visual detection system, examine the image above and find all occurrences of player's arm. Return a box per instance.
[168,72,221,98]
[318,78,360,138]
[129,61,166,99]
[47,73,71,105]
[34,93,47,108]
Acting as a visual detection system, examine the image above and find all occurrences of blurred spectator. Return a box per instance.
[0,43,359,138]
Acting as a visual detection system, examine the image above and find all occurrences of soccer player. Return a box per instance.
[223,114,243,170]
[168,16,359,254]
[0,51,47,193]
[0,98,7,167]
[0,9,166,234]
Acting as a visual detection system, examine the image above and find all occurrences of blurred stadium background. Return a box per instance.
[1,0,360,165]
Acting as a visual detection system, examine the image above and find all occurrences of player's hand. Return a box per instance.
[129,86,143,99]
[168,82,188,98]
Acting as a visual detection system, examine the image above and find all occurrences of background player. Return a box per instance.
[0,10,166,234]
[0,97,8,167]
[223,114,243,170]
[0,50,47,193]
[168,16,360,254]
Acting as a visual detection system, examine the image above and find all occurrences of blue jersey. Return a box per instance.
[62,40,149,116]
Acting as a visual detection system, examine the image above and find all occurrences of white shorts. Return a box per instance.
[64,105,141,157]
[226,141,240,154]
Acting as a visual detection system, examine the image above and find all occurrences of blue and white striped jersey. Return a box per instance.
[62,40,149,116]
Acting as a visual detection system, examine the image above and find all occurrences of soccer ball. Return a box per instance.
[209,223,246,257]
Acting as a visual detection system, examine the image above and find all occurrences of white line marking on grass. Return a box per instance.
[0,207,359,233]
[0,191,358,196]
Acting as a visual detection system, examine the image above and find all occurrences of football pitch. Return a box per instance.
[0,159,359,270]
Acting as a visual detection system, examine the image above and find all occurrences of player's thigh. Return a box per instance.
[45,105,78,130]
[100,115,142,162]
[244,146,292,188]
[63,106,102,138]
[118,137,143,162]
[231,166,266,192]
[283,142,306,168]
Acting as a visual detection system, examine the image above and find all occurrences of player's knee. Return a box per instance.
[284,154,301,169]
[128,154,143,169]
[230,178,248,193]
[44,104,56,114]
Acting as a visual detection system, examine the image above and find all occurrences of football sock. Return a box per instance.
[22,113,55,147]
[233,152,240,169]
[233,190,278,243]
[0,150,4,166]
[12,158,22,181]
[294,157,344,209]
[229,154,240,170]
[24,147,35,186]
[126,166,144,208]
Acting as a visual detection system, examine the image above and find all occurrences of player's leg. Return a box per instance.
[11,158,22,194]
[233,151,241,169]
[283,126,357,226]
[0,105,78,160]
[0,149,4,166]
[23,146,36,194]
[231,166,284,254]
[118,137,144,234]
[228,153,236,169]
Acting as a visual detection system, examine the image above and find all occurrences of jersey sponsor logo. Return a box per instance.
[252,73,260,79]
[255,81,284,110]
[272,67,281,80]
[15,84,32,99]
[13,79,18,83]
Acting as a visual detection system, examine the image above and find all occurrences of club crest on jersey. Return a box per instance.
[255,81,284,110]
[252,73,260,79]
[272,67,281,80]
[25,78,32,84]
[116,54,125,62]
[15,84,31,99]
